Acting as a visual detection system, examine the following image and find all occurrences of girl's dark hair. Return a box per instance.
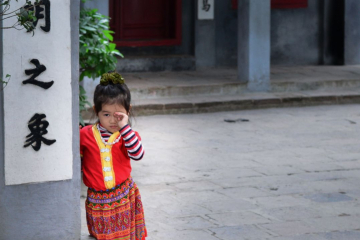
[93,75,132,118]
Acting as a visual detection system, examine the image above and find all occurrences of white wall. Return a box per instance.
[3,0,73,185]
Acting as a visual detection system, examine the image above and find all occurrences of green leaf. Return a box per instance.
[79,86,86,95]
[109,43,116,51]
[82,26,97,32]
[102,30,113,41]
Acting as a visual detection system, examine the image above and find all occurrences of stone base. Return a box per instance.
[116,55,196,72]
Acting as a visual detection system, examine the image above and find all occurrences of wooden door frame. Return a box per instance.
[109,0,182,47]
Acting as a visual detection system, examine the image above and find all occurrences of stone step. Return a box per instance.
[129,78,360,100]
[130,82,247,99]
[131,90,360,116]
[82,89,360,120]
[82,66,360,120]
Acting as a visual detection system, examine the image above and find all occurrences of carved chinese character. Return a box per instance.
[23,59,54,89]
[25,0,51,32]
[202,0,211,11]
[24,113,56,151]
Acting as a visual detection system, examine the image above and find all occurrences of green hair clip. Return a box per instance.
[100,72,125,86]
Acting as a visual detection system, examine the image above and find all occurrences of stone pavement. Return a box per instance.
[81,104,360,240]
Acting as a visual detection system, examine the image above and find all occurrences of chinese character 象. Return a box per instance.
[24,113,56,151]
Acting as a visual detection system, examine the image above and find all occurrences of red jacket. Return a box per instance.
[80,124,142,191]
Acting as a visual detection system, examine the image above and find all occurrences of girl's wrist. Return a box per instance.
[119,123,128,130]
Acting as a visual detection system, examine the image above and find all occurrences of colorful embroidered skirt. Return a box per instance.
[85,177,147,240]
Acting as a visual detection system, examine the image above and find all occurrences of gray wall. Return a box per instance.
[0,1,81,240]
[271,0,323,65]
[83,0,109,15]
[194,1,216,67]
[195,1,238,68]
[344,0,360,64]
[215,1,238,67]
[195,0,349,67]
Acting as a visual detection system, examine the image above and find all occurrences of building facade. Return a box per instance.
[83,0,360,91]
[84,0,360,68]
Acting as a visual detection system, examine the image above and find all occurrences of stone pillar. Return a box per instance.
[344,0,360,65]
[0,1,80,239]
[238,0,270,91]
[195,0,216,68]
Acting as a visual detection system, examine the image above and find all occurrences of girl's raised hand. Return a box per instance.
[114,112,128,129]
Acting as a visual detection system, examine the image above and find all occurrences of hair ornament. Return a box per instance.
[100,72,125,86]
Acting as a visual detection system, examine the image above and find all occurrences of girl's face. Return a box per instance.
[97,103,127,133]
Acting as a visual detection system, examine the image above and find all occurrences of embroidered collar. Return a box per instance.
[97,123,121,146]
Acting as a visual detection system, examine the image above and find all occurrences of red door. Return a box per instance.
[109,0,182,47]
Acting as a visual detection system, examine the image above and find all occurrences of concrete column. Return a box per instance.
[344,0,360,65]
[194,1,216,68]
[0,1,80,239]
[238,0,270,91]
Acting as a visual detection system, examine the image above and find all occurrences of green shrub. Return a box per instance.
[79,8,122,81]
[79,7,123,125]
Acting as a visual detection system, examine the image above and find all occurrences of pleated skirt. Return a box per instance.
[85,176,147,240]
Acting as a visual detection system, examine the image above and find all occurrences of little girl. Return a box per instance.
[80,72,147,240]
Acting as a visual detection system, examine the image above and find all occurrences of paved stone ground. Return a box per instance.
[81,104,360,240]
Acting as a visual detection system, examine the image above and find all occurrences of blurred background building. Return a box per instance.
[83,0,360,72]
[80,0,360,115]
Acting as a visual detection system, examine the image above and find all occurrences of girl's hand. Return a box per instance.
[114,112,128,129]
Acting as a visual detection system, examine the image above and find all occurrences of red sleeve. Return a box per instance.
[135,131,142,141]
